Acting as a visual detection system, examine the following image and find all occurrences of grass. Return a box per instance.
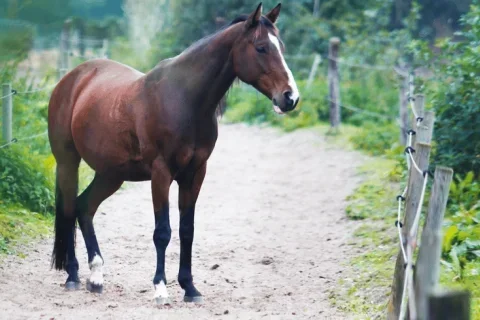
[0,203,52,257]
[0,159,96,257]
[329,156,401,319]
[329,135,480,319]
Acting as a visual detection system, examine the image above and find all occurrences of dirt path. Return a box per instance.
[0,124,364,320]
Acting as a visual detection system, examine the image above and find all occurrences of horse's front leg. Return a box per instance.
[151,158,172,305]
[177,162,207,303]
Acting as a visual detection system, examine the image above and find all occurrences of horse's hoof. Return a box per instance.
[86,279,103,294]
[155,297,171,305]
[184,295,203,303]
[65,281,81,291]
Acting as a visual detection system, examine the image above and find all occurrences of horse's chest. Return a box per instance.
[174,143,213,173]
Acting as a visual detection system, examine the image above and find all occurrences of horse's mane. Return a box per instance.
[215,15,277,118]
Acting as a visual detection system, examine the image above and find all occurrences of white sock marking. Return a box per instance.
[153,280,169,299]
[89,254,104,286]
[268,33,300,102]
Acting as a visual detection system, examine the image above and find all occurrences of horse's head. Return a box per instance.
[232,3,300,114]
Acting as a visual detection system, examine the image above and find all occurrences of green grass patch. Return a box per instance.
[329,156,401,318]
[0,203,52,257]
[335,152,480,319]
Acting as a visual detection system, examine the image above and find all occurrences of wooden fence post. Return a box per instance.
[387,142,432,319]
[328,37,341,129]
[101,39,109,58]
[413,94,425,131]
[414,166,454,320]
[58,19,72,80]
[2,83,13,143]
[78,19,86,56]
[399,75,408,145]
[416,110,435,144]
[428,290,470,320]
[313,0,321,18]
[307,53,321,89]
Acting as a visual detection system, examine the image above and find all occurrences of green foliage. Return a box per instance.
[410,2,480,175]
[440,172,480,280]
[449,172,480,213]
[439,260,480,319]
[0,203,52,255]
[0,19,34,61]
[225,79,328,130]
[0,145,54,214]
[349,122,400,156]
[0,62,59,215]
[331,158,400,318]
[225,68,399,132]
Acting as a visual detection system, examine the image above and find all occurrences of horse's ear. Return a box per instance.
[245,3,263,29]
[266,3,281,23]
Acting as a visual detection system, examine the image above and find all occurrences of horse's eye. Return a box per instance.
[255,46,267,54]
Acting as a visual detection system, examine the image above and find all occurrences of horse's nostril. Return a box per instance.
[283,91,293,102]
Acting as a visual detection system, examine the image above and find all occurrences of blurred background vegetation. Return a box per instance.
[0,0,478,317]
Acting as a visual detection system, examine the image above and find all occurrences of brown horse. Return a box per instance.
[48,3,299,304]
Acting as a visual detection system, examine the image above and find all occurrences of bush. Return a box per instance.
[0,19,34,62]
[349,122,401,156]
[421,3,480,175]
[0,145,54,214]
[441,171,480,278]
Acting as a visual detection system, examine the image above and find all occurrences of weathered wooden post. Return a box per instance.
[413,94,425,131]
[2,83,13,144]
[416,110,434,144]
[307,54,321,89]
[58,19,72,80]
[101,39,109,58]
[78,19,86,56]
[328,37,341,129]
[313,0,321,18]
[399,75,409,145]
[387,142,432,319]
[415,166,453,319]
[428,290,470,320]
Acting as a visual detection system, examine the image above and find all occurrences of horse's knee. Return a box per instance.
[153,223,171,247]
[153,207,171,247]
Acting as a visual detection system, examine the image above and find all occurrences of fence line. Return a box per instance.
[1,25,106,149]
[325,97,396,121]
[385,70,467,319]
[0,131,48,149]
[327,55,394,71]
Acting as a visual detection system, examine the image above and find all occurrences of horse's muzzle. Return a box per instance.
[273,91,299,114]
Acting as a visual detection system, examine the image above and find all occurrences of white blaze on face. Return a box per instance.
[268,33,300,103]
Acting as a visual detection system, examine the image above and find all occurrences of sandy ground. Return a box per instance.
[0,123,365,320]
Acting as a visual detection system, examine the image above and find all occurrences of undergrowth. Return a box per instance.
[332,156,479,319]
[0,63,96,256]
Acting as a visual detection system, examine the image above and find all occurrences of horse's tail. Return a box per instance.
[51,172,76,271]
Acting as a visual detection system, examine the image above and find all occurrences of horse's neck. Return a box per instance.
[148,27,239,115]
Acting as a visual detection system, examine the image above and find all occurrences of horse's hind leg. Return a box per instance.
[52,153,81,290]
[76,174,123,293]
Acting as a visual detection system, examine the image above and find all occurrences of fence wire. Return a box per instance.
[325,98,397,121]
[1,36,108,150]
[394,71,431,320]
[327,55,394,71]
